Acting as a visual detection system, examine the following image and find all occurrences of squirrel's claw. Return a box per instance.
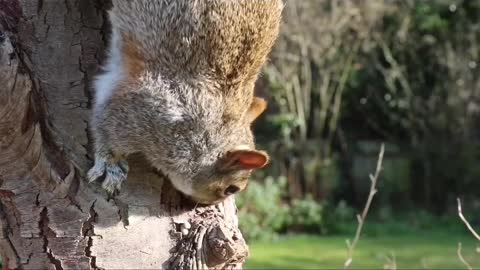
[102,161,129,194]
[87,159,106,183]
[88,158,129,194]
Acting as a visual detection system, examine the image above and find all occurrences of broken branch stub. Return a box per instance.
[168,196,249,270]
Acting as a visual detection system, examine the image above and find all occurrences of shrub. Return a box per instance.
[286,196,325,234]
[323,200,356,235]
[236,176,290,241]
[237,177,329,240]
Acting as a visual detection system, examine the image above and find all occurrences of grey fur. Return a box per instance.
[88,0,283,204]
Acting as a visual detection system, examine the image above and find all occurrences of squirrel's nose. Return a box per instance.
[224,185,240,196]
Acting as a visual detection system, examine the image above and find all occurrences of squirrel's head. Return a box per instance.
[183,146,269,205]
[152,97,270,205]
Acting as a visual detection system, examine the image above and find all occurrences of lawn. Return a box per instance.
[246,232,480,269]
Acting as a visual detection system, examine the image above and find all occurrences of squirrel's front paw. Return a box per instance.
[88,158,129,194]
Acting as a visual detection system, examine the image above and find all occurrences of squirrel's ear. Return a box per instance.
[218,148,269,171]
[246,97,267,123]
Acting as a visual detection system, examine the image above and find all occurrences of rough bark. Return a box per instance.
[0,0,248,269]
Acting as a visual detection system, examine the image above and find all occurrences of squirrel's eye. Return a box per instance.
[224,185,240,196]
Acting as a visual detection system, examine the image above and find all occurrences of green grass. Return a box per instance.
[245,232,480,269]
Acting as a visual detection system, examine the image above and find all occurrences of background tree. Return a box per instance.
[242,0,480,241]
[341,0,480,212]
[260,0,385,202]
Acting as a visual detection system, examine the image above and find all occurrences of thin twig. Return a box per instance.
[382,251,397,270]
[421,258,428,269]
[344,143,385,269]
[457,198,480,241]
[456,198,479,270]
[457,242,473,270]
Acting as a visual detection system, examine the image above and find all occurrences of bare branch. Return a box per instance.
[457,198,480,241]
[383,252,397,270]
[421,258,429,269]
[344,143,385,269]
[456,198,479,270]
[457,242,473,270]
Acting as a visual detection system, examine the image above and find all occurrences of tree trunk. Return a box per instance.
[0,0,248,269]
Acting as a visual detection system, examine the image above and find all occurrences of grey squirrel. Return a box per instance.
[87,0,283,204]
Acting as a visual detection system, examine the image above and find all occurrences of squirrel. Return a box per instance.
[87,0,283,204]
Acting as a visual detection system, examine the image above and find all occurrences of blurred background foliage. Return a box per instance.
[238,0,480,245]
